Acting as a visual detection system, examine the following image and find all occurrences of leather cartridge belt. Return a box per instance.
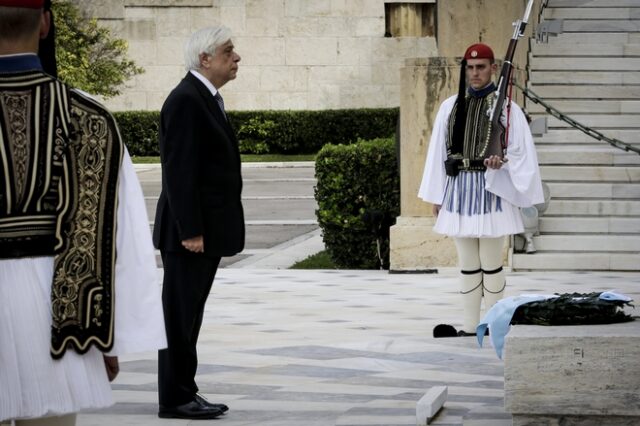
[448,157,487,172]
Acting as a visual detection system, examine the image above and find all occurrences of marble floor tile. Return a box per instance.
[74,269,640,426]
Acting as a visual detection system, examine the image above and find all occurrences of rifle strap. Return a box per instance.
[504,67,514,153]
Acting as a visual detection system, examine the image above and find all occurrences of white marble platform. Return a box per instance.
[505,321,640,425]
[74,269,640,426]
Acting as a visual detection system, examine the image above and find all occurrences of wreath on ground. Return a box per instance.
[511,292,635,326]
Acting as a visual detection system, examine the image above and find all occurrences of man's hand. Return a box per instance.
[432,204,441,217]
[104,355,119,382]
[483,155,506,170]
[182,235,204,253]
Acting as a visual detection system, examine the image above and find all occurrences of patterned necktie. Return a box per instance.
[214,92,227,121]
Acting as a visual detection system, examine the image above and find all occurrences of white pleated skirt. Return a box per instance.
[0,257,113,422]
[434,171,524,238]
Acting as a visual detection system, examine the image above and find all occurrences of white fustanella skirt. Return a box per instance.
[0,257,113,422]
[434,171,524,238]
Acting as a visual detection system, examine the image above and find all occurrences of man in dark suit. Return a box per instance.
[153,25,244,420]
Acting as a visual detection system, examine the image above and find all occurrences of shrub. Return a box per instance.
[315,138,400,269]
[113,111,159,156]
[113,108,398,156]
[236,117,276,154]
[230,108,398,154]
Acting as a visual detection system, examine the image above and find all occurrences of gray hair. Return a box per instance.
[184,25,233,71]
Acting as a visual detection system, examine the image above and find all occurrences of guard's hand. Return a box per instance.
[483,155,506,170]
[104,355,119,382]
[432,204,441,217]
[182,236,204,253]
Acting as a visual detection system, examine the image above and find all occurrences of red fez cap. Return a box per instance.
[463,43,494,61]
[0,0,44,8]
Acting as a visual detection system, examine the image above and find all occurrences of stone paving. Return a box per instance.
[79,268,640,426]
[72,163,640,425]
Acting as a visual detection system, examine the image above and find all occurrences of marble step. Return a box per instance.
[544,199,640,216]
[530,43,640,57]
[531,235,640,252]
[529,114,640,129]
[527,85,640,99]
[544,7,640,19]
[533,129,640,144]
[534,141,640,151]
[540,165,640,182]
[532,57,640,71]
[545,182,640,199]
[536,146,640,166]
[539,32,639,45]
[511,252,638,271]
[539,216,640,233]
[560,19,640,32]
[548,0,640,6]
[526,98,640,113]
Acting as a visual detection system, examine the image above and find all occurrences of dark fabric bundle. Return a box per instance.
[449,59,467,155]
[511,292,635,326]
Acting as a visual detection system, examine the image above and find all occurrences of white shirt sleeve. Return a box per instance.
[418,96,457,205]
[107,147,167,356]
[485,102,545,207]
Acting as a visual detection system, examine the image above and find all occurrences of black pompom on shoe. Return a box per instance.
[433,324,458,338]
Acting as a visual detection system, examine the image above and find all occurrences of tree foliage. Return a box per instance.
[54,1,143,98]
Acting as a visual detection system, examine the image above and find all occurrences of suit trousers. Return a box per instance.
[158,251,221,406]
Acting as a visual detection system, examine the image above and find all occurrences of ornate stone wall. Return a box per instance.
[78,0,437,111]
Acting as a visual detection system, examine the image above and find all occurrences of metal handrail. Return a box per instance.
[538,0,550,25]
[515,83,640,156]
[518,0,639,156]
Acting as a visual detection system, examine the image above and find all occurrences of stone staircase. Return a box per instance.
[511,0,640,271]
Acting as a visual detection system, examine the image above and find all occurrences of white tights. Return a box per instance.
[454,237,506,333]
[2,414,76,426]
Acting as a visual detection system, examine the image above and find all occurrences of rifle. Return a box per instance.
[484,0,535,159]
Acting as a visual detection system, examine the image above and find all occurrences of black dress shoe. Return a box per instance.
[194,393,229,413]
[158,400,224,419]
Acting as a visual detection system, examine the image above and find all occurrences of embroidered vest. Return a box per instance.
[446,89,503,171]
[0,71,122,359]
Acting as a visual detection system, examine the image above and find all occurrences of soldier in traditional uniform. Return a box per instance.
[419,43,544,336]
[0,1,166,424]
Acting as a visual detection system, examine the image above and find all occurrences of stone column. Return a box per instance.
[389,57,459,271]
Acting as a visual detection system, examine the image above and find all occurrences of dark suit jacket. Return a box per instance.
[153,72,245,257]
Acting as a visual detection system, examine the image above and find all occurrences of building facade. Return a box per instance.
[83,0,438,111]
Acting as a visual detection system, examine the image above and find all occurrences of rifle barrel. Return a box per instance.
[523,0,534,24]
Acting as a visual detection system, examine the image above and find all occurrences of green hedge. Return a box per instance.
[230,108,399,154]
[315,138,400,269]
[113,108,398,156]
[113,111,159,156]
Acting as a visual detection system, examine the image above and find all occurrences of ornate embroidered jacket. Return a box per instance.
[446,83,504,171]
[0,69,122,358]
